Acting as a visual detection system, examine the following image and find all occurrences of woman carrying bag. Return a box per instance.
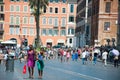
[37,51,44,79]
[26,45,36,79]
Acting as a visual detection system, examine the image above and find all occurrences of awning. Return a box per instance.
[1,40,16,44]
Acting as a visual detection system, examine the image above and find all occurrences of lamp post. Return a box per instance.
[106,39,110,46]
[112,38,115,47]
[82,0,91,46]
[79,32,81,48]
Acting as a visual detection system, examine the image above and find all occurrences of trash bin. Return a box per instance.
[6,55,14,72]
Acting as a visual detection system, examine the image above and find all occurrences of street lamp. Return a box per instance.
[106,39,110,46]
[112,38,115,47]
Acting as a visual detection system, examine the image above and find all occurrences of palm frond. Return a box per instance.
[29,0,49,15]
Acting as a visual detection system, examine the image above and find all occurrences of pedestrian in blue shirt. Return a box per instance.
[72,50,76,61]
[75,50,78,61]
[37,51,44,79]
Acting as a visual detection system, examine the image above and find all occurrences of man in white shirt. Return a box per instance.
[81,50,87,64]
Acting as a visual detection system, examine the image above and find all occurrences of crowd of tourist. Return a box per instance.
[35,45,120,68]
[0,45,120,79]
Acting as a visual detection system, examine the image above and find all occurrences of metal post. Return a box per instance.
[117,0,120,49]
[85,0,88,45]
[79,33,81,48]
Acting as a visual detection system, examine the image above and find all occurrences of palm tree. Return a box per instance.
[29,0,49,48]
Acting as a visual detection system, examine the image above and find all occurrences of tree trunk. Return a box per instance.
[36,0,40,48]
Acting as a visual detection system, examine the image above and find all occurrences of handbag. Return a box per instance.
[114,56,118,60]
[22,64,27,74]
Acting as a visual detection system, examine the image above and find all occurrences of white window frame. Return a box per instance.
[70,4,74,13]
[16,15,20,25]
[9,26,14,35]
[10,5,14,12]
[49,7,53,13]
[16,5,20,12]
[22,27,27,35]
[62,7,66,13]
[53,29,58,36]
[104,22,110,31]
[61,17,66,27]
[60,29,66,36]
[10,15,14,25]
[23,16,28,24]
[54,17,58,27]
[15,27,20,35]
[29,28,34,36]
[68,28,74,35]
[23,5,28,12]
[48,29,53,36]
[29,16,34,24]
[42,17,47,25]
[48,17,52,25]
[42,28,47,36]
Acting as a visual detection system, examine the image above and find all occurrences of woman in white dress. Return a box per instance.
[102,50,108,66]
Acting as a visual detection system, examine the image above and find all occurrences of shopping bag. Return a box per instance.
[22,64,26,74]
